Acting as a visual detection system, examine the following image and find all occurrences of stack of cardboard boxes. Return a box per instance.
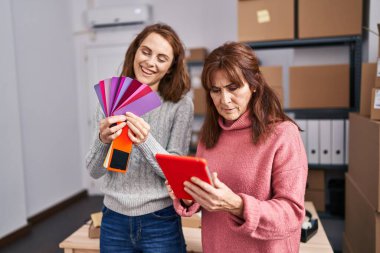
[186,47,208,116]
[237,0,364,216]
[343,26,380,253]
[193,88,207,115]
[237,0,362,110]
[289,64,349,109]
[260,66,284,106]
[361,63,378,116]
[186,48,208,64]
[345,113,380,253]
[305,170,325,212]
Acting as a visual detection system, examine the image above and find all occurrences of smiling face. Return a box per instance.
[133,32,174,91]
[210,70,254,123]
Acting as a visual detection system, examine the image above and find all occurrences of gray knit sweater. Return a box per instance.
[85,94,194,216]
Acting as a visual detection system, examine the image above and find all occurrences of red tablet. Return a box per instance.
[155,153,213,200]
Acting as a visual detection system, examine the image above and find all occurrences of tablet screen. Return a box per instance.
[156,153,212,200]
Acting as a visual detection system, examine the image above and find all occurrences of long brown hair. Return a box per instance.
[200,42,296,148]
[120,23,190,102]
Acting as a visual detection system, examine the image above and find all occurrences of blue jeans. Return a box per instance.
[100,205,186,253]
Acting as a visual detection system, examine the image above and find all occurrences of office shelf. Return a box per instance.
[246,36,360,49]
[284,108,350,119]
[246,35,362,117]
[308,164,348,172]
[186,61,204,68]
[247,37,358,217]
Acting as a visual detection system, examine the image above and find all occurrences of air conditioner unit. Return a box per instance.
[86,5,151,29]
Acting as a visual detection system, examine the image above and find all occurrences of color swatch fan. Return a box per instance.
[94,77,161,173]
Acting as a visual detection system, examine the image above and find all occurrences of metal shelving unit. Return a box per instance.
[308,164,348,171]
[247,35,362,218]
[187,61,204,68]
[284,108,350,120]
[188,37,362,172]
[246,35,362,120]
[247,36,362,175]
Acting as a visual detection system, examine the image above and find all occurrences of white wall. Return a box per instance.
[11,0,83,217]
[202,0,238,49]
[0,0,28,238]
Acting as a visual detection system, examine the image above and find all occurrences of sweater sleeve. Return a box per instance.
[137,96,194,178]
[227,122,308,240]
[85,105,110,179]
[173,200,201,216]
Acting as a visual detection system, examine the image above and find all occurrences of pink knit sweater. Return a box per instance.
[174,111,308,253]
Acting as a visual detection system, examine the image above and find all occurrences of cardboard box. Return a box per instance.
[181,214,201,228]
[298,0,362,39]
[271,86,284,107]
[193,88,207,115]
[261,66,282,88]
[289,64,349,108]
[360,63,377,116]
[186,48,207,63]
[305,190,325,212]
[376,24,380,88]
[371,88,380,120]
[90,212,102,227]
[261,66,283,106]
[342,233,354,253]
[88,221,100,238]
[377,58,380,87]
[238,0,294,42]
[373,24,380,119]
[348,113,380,211]
[345,174,380,253]
[307,169,325,190]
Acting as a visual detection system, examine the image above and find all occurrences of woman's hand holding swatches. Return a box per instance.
[99,115,127,144]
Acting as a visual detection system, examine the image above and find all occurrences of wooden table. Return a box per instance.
[59,201,333,253]
[59,224,98,253]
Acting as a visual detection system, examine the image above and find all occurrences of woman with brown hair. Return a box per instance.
[167,42,308,252]
[86,23,193,252]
